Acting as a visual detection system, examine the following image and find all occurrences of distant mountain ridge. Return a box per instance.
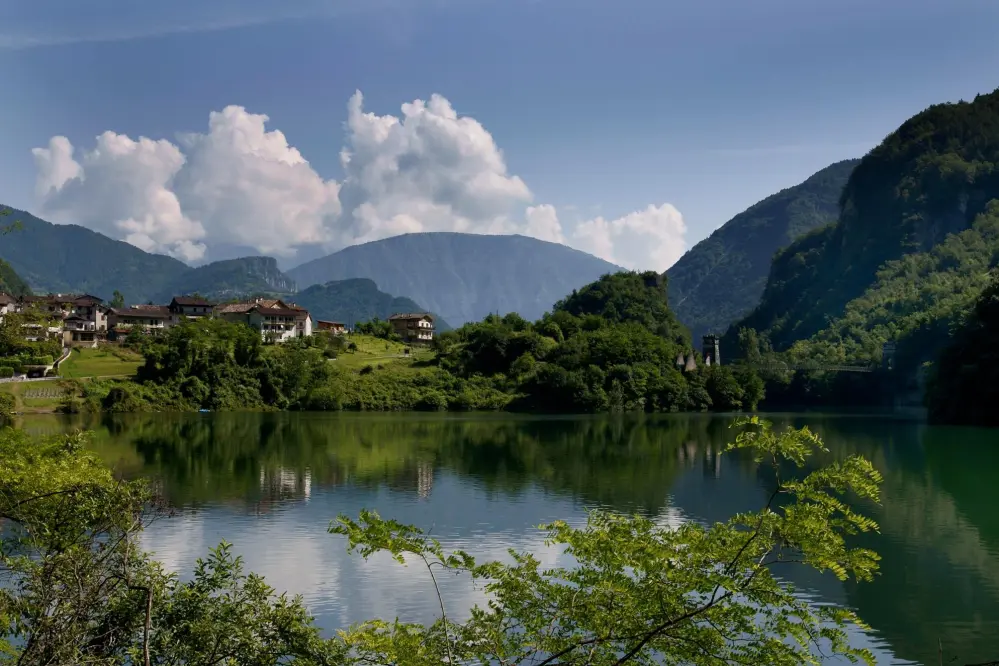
[287,232,623,325]
[152,256,297,303]
[0,207,189,302]
[666,159,859,341]
[293,278,451,330]
[0,209,619,329]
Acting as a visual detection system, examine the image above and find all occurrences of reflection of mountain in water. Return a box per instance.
[35,411,999,666]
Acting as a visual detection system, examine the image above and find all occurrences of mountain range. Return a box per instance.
[0,209,619,326]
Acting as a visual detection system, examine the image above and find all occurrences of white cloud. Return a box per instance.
[524,204,565,244]
[571,204,687,271]
[335,91,532,247]
[32,132,208,262]
[172,105,342,257]
[524,203,687,272]
[32,91,686,269]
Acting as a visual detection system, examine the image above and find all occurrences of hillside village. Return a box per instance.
[0,291,436,348]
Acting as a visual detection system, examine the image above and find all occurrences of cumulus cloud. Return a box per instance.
[335,91,532,247]
[33,132,207,261]
[32,91,686,269]
[571,204,687,271]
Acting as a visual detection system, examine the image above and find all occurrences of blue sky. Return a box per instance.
[2,0,999,269]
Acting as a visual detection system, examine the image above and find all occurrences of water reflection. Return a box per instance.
[20,411,999,666]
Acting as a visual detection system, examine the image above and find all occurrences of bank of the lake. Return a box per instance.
[18,410,999,666]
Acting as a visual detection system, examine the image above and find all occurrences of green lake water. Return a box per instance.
[18,411,999,665]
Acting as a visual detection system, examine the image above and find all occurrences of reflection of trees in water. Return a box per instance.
[49,411,999,665]
[80,413,742,512]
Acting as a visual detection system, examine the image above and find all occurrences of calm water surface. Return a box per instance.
[20,411,999,665]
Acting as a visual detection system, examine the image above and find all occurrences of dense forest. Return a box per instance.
[733,89,999,355]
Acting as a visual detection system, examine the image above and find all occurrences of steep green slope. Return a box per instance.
[0,206,188,302]
[926,269,999,426]
[734,88,999,353]
[293,278,451,330]
[156,257,297,302]
[287,233,623,326]
[784,202,999,376]
[0,256,30,295]
[667,159,859,341]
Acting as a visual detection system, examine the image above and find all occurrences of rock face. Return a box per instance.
[155,256,298,302]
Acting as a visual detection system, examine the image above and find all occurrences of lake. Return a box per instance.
[18,411,999,665]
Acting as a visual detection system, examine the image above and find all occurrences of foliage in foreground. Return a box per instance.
[0,417,887,664]
[333,416,883,665]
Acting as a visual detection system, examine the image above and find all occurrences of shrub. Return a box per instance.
[359,365,374,375]
[414,390,449,411]
[0,366,15,378]
[0,392,14,416]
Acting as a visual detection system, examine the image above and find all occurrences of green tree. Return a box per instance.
[333,416,883,665]
[0,427,342,664]
[111,290,126,308]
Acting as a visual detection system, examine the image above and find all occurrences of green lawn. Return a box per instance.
[0,381,72,413]
[335,334,433,369]
[59,347,144,379]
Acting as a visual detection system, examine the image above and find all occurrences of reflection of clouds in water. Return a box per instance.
[138,470,901,664]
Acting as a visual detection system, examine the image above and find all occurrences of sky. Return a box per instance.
[2,0,999,270]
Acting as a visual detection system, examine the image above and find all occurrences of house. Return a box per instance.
[215,298,313,342]
[69,295,109,335]
[108,305,172,334]
[316,320,346,335]
[169,296,216,321]
[11,293,108,342]
[388,313,435,343]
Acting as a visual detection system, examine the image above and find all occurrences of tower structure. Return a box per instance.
[702,334,721,367]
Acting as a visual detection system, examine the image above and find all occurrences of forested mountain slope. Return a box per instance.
[732,88,999,354]
[0,207,188,302]
[293,278,450,330]
[666,159,859,341]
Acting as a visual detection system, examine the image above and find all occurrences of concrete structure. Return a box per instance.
[702,334,721,367]
[388,313,435,343]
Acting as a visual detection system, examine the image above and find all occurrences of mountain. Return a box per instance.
[0,207,189,302]
[666,159,859,341]
[0,208,302,304]
[731,88,999,359]
[154,256,297,303]
[0,257,30,296]
[287,233,623,326]
[293,278,451,330]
